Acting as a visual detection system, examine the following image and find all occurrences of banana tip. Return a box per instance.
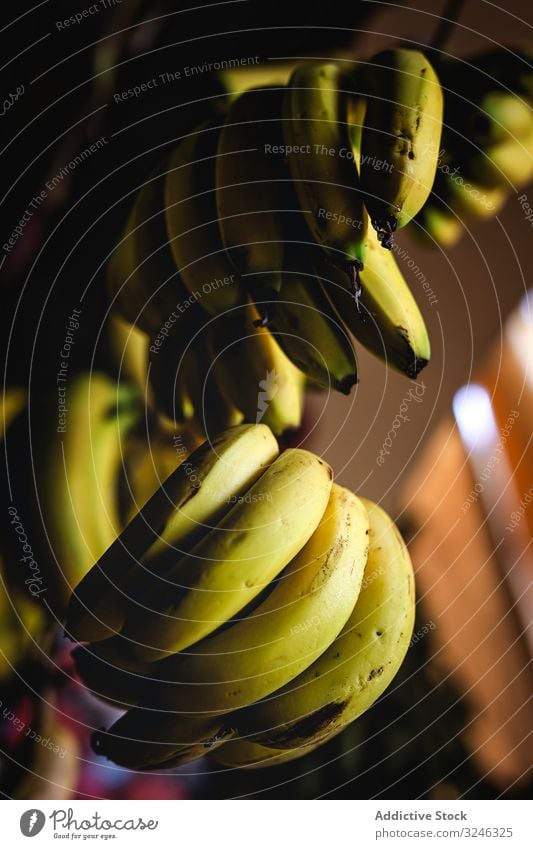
[337,375,358,395]
[406,357,429,379]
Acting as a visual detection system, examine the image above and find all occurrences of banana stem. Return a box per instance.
[431,0,467,51]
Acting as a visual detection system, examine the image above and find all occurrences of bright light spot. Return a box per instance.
[453,383,498,451]
[519,289,533,324]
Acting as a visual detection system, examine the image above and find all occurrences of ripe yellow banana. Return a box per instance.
[470,90,533,147]
[360,49,443,245]
[107,161,187,335]
[283,61,367,272]
[66,424,279,643]
[178,336,244,440]
[236,498,415,750]
[122,448,333,661]
[466,128,533,189]
[266,250,358,393]
[144,485,369,715]
[323,225,430,378]
[415,201,463,248]
[38,374,140,612]
[165,123,243,316]
[92,707,231,770]
[211,302,305,437]
[106,313,150,400]
[211,738,315,769]
[218,61,296,102]
[216,86,288,295]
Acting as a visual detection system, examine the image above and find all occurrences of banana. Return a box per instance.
[121,448,333,661]
[360,49,443,245]
[236,498,415,751]
[442,173,507,219]
[143,485,369,715]
[468,90,533,147]
[465,127,533,189]
[107,160,187,335]
[66,424,279,643]
[216,86,288,295]
[414,197,463,247]
[118,418,186,527]
[267,250,358,393]
[92,706,232,770]
[283,61,367,273]
[180,336,244,440]
[218,61,296,102]
[323,226,430,378]
[165,123,243,316]
[106,312,151,400]
[211,738,316,769]
[71,641,150,709]
[37,374,140,612]
[211,301,305,437]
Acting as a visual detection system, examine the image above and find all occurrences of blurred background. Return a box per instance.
[1,0,531,799]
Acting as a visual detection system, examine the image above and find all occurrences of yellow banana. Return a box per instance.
[180,337,244,440]
[66,424,279,643]
[442,174,507,219]
[211,738,315,769]
[107,161,186,335]
[360,49,443,245]
[144,485,369,715]
[38,374,140,612]
[92,706,231,770]
[467,128,533,189]
[323,225,430,378]
[122,448,333,661]
[236,498,415,751]
[283,61,367,272]
[414,201,463,248]
[267,250,358,393]
[106,312,150,400]
[165,123,243,316]
[216,86,288,294]
[218,62,296,103]
[211,302,305,437]
[469,90,533,147]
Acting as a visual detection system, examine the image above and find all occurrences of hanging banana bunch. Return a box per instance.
[102,47,446,436]
[65,424,415,770]
[414,48,533,247]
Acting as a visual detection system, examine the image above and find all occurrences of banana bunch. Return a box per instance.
[105,49,443,419]
[66,423,415,770]
[415,48,533,248]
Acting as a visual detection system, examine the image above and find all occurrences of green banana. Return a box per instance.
[283,61,367,273]
[65,423,279,643]
[143,485,369,715]
[323,226,430,378]
[360,48,443,245]
[236,498,415,750]
[122,448,333,661]
[165,123,243,316]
